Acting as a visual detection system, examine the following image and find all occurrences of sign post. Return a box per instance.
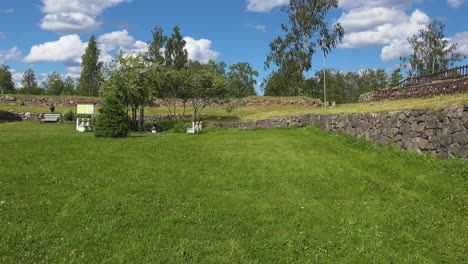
[72,100,101,132]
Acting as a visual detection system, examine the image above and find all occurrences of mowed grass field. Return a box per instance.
[0,122,467,263]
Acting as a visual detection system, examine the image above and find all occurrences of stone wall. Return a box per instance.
[0,111,44,121]
[373,78,468,101]
[0,96,321,108]
[358,93,374,103]
[0,96,79,107]
[208,105,468,159]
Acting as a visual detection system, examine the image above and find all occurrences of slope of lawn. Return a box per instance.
[1,93,467,124]
[0,122,466,263]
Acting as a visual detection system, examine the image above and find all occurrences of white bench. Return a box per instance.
[41,113,62,122]
[187,121,202,134]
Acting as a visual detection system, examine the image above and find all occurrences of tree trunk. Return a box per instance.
[139,106,144,133]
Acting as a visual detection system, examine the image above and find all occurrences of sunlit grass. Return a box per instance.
[1,93,467,123]
[0,122,466,263]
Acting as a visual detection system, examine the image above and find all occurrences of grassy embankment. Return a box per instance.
[0,122,466,263]
[1,93,467,123]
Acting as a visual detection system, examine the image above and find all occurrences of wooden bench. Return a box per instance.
[40,113,62,123]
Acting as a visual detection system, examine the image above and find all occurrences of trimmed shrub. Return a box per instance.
[170,122,190,133]
[63,110,74,121]
[95,96,129,138]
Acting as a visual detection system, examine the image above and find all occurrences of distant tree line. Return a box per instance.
[263,67,403,103]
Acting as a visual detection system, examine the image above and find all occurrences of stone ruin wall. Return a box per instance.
[0,95,321,108]
[209,105,468,160]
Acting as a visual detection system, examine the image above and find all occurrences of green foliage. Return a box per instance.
[263,68,305,97]
[42,72,65,95]
[206,60,227,76]
[265,0,344,92]
[63,109,74,121]
[401,20,466,76]
[17,86,44,95]
[388,67,404,87]
[223,101,238,116]
[143,119,191,133]
[1,123,466,263]
[78,35,103,96]
[189,68,228,121]
[304,68,388,103]
[165,26,188,70]
[95,95,129,138]
[21,69,37,91]
[0,65,15,94]
[101,53,156,130]
[61,76,76,95]
[170,121,190,133]
[227,62,258,98]
[146,26,167,64]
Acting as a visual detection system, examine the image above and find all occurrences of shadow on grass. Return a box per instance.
[203,115,241,124]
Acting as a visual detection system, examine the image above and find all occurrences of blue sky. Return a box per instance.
[0,0,467,94]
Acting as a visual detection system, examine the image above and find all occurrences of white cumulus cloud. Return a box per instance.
[380,39,411,61]
[450,31,468,56]
[0,47,21,64]
[98,30,148,62]
[22,30,220,70]
[40,12,100,34]
[246,0,289,12]
[338,0,422,9]
[183,37,220,64]
[338,7,405,32]
[23,35,86,66]
[39,0,132,34]
[340,9,430,48]
[447,0,465,8]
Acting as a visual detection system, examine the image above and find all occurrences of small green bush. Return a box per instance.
[143,122,153,132]
[63,110,74,121]
[170,122,190,133]
[95,96,129,138]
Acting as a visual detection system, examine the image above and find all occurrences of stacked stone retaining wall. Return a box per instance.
[0,96,321,108]
[209,105,468,159]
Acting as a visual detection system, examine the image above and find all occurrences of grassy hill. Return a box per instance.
[0,122,466,263]
[1,93,467,124]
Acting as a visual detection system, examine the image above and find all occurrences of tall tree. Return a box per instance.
[147,26,167,64]
[265,0,344,95]
[0,65,15,94]
[165,26,188,70]
[227,62,259,98]
[388,67,404,87]
[42,72,64,95]
[95,95,129,138]
[21,69,37,89]
[401,20,465,76]
[207,60,227,76]
[263,60,305,97]
[357,69,388,96]
[79,35,102,96]
[188,68,228,122]
[100,53,154,130]
[19,69,43,94]
[61,76,76,95]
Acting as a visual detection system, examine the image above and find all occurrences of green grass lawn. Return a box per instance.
[0,122,466,263]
